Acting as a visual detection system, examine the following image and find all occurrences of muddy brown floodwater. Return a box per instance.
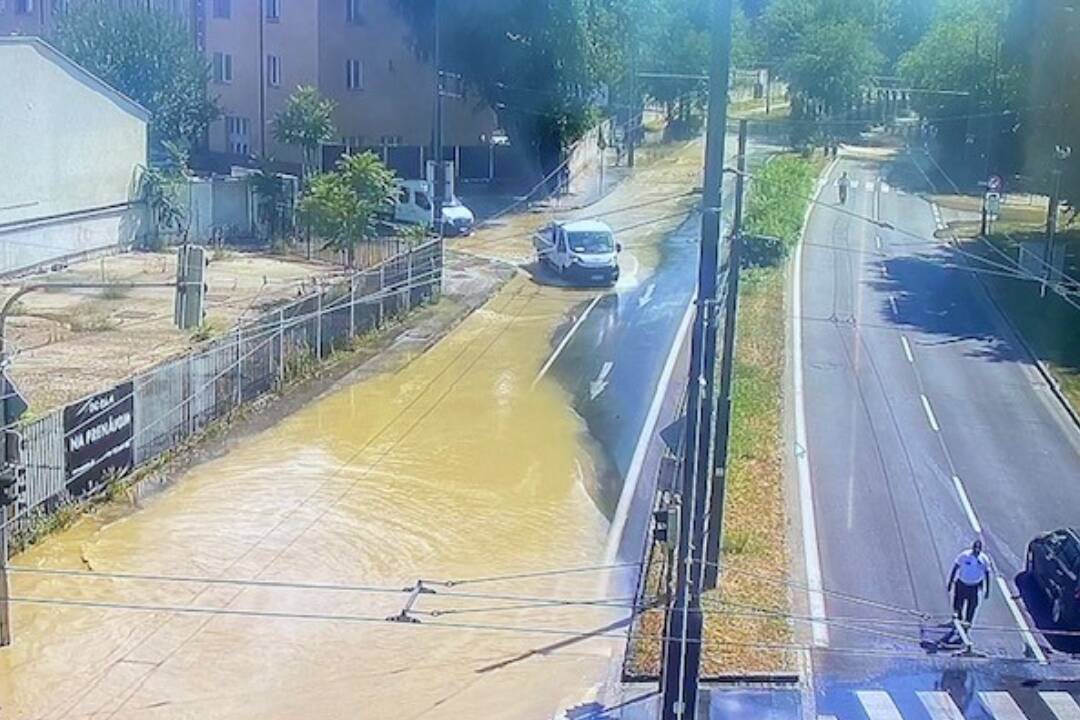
[0,276,628,720]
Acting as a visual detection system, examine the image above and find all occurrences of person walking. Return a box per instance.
[837,171,851,205]
[947,538,994,639]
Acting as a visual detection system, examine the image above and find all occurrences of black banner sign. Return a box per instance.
[63,381,134,497]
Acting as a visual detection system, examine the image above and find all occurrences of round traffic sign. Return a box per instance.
[987,175,1003,192]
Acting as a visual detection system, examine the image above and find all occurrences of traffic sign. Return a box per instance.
[987,175,1003,192]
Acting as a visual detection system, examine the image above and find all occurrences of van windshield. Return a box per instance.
[568,231,613,254]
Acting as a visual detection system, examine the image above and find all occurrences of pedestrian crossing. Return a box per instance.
[820,689,1080,720]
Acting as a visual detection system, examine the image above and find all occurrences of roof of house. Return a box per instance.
[0,35,151,123]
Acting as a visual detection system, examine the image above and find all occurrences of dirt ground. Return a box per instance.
[3,250,345,415]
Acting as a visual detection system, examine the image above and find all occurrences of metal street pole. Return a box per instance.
[704,119,747,589]
[1043,165,1064,297]
[432,0,445,240]
[0,503,9,647]
[659,1,733,718]
[628,29,639,169]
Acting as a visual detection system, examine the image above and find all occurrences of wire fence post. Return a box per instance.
[0,504,10,647]
[379,265,386,328]
[278,308,285,387]
[316,291,323,360]
[349,273,356,340]
[405,255,413,314]
[234,327,243,408]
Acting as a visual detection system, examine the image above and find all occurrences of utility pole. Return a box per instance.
[704,119,747,589]
[659,1,733,717]
[432,0,446,240]
[628,27,639,169]
[1043,145,1071,296]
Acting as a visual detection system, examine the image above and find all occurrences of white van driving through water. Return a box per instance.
[533,219,621,286]
[395,179,476,236]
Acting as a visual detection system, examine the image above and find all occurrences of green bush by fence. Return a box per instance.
[742,154,820,268]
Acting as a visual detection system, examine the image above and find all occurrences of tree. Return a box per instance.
[273,86,338,181]
[297,153,398,267]
[54,3,218,152]
[392,0,625,175]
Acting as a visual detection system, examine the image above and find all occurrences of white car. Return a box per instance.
[395,180,475,236]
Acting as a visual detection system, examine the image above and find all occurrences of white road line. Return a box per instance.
[875,235,882,250]
[920,393,940,432]
[889,295,899,318]
[532,294,602,388]
[900,335,915,364]
[638,282,656,308]
[856,691,904,720]
[1040,691,1080,720]
[996,575,1049,664]
[951,475,983,535]
[792,155,839,648]
[918,692,966,720]
[603,296,695,563]
[881,182,891,194]
[880,263,888,278]
[817,716,839,720]
[864,180,876,192]
[979,691,1029,720]
[589,361,614,400]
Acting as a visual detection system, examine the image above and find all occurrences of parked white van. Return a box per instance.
[395,179,475,236]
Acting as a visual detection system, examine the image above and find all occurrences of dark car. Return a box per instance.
[1026,528,1080,627]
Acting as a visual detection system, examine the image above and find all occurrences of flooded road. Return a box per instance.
[0,143,705,719]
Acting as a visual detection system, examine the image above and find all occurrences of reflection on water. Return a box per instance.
[0,277,623,720]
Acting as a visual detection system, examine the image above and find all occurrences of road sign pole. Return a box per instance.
[659,1,733,718]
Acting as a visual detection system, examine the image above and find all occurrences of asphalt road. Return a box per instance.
[800,150,1080,689]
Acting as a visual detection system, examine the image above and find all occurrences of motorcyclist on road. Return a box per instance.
[837,171,851,205]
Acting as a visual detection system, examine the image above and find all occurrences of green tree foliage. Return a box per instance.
[54,3,218,151]
[393,0,623,170]
[761,0,883,115]
[297,153,398,267]
[272,86,338,180]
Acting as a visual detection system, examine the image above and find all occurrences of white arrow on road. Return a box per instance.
[589,361,614,400]
[637,282,656,308]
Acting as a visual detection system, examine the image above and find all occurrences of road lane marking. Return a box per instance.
[1040,691,1080,720]
[864,180,876,192]
[875,235,882,250]
[881,182,891,194]
[603,295,695,564]
[880,263,888,278]
[532,294,602,388]
[995,576,1049,664]
[900,335,914,363]
[791,156,839,648]
[918,692,965,720]
[889,295,899,318]
[921,394,940,431]
[980,691,1029,720]
[856,691,903,720]
[952,475,983,534]
[589,361,614,400]
[638,282,656,308]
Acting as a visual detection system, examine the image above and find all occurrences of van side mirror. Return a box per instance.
[616,242,623,253]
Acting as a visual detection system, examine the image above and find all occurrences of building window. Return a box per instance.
[266,54,281,87]
[346,59,364,91]
[226,116,250,155]
[380,135,402,147]
[15,0,34,14]
[345,0,362,24]
[265,0,280,21]
[213,52,233,83]
[212,0,229,19]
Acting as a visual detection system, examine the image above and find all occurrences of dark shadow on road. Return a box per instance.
[866,248,1030,365]
[564,691,659,720]
[474,615,634,675]
[1015,570,1080,656]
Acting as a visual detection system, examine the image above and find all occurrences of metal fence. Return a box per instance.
[4,240,443,551]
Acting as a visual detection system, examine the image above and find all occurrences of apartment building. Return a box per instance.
[2,0,499,167]
[206,0,498,164]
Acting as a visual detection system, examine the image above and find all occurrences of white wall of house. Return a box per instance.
[0,37,149,274]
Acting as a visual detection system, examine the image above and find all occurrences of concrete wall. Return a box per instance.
[0,207,142,275]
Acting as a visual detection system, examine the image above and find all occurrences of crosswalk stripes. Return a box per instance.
[881,183,892,194]
[979,692,1028,720]
[822,689,1080,720]
[1041,692,1080,720]
[917,692,964,720]
[864,181,876,192]
[857,691,904,720]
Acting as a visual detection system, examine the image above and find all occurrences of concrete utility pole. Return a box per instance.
[628,27,639,169]
[704,119,747,589]
[659,0,733,717]
[1043,145,1072,296]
